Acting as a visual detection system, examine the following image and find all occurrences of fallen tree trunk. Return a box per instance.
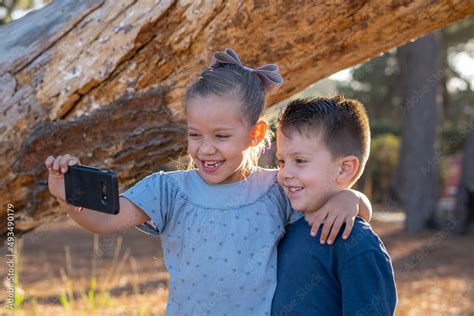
[1,0,473,236]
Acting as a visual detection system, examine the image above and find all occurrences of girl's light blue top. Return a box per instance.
[119,168,301,316]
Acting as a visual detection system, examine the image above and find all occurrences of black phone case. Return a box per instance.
[64,165,120,215]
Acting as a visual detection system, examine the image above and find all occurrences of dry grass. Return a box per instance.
[1,210,473,315]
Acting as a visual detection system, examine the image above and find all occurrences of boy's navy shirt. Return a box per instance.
[271,216,397,316]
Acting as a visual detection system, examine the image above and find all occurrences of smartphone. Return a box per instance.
[64,165,120,215]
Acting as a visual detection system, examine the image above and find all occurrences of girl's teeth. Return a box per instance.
[204,161,223,168]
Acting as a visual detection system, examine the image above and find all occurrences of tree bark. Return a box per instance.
[1,0,473,237]
[397,33,440,233]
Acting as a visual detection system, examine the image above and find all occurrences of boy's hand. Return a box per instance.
[45,154,81,202]
[306,189,360,245]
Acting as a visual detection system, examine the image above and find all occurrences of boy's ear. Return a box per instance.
[250,120,267,146]
[336,155,360,186]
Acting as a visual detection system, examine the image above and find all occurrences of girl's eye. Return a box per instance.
[188,133,200,138]
[216,134,230,139]
[295,158,307,164]
[276,159,285,166]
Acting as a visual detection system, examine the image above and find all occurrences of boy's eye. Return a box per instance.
[295,158,307,164]
[276,159,285,166]
[188,133,200,137]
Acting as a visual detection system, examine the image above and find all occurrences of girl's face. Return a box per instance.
[186,94,254,184]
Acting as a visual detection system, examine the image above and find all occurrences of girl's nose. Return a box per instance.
[199,141,216,155]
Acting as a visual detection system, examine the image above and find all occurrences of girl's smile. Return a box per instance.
[200,159,224,173]
[186,94,254,184]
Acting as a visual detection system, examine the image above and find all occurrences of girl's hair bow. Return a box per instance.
[209,48,284,94]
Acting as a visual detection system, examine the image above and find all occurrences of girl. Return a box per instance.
[46,48,371,315]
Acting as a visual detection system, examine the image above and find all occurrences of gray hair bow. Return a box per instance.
[209,48,284,94]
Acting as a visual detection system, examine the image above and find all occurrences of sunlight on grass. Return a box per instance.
[4,235,167,315]
[4,219,473,315]
[2,239,26,309]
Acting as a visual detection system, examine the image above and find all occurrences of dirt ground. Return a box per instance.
[1,210,473,315]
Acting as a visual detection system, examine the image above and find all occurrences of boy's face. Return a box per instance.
[276,129,341,213]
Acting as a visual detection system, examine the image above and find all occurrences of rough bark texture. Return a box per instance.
[1,0,473,237]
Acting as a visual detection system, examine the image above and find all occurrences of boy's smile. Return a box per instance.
[276,129,341,214]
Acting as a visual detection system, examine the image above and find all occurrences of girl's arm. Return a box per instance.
[306,189,372,245]
[354,189,372,222]
[58,196,149,234]
[46,155,150,234]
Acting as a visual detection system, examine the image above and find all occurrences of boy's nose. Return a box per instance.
[279,166,294,179]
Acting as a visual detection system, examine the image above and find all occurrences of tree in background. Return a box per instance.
[338,51,402,127]
[440,17,474,127]
[397,33,440,233]
[454,130,474,234]
[441,18,474,234]
[337,16,473,233]
[338,16,474,131]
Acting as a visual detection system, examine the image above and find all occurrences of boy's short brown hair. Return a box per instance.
[278,96,371,183]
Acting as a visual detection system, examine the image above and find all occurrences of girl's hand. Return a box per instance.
[45,154,81,202]
[305,189,371,245]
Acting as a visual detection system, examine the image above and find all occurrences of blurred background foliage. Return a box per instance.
[265,16,473,230]
[340,17,473,208]
[0,0,51,24]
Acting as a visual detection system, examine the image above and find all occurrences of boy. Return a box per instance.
[271,96,397,315]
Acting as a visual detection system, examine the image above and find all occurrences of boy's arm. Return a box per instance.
[58,196,150,234]
[307,189,372,244]
[339,251,397,316]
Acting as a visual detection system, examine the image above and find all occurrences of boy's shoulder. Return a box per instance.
[330,217,391,266]
[286,217,390,265]
[282,217,391,271]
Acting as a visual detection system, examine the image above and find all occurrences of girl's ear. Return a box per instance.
[250,120,268,146]
[336,155,360,186]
